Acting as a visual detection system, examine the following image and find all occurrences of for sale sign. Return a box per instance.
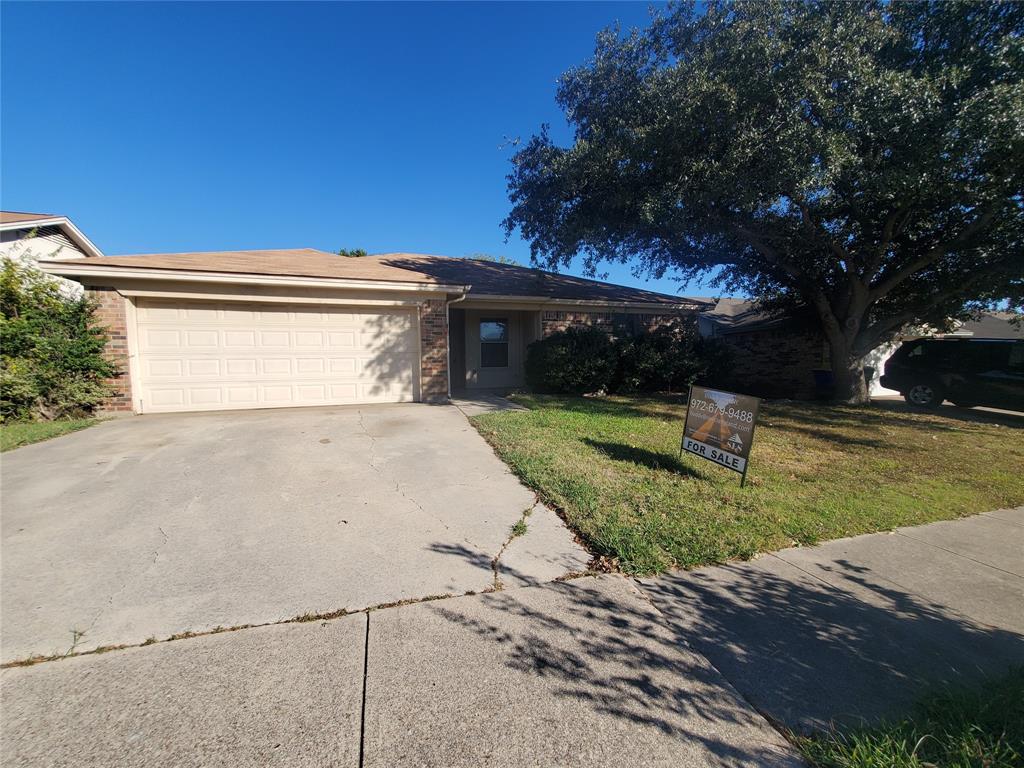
[680,385,760,483]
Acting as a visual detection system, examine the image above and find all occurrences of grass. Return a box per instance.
[471,394,1024,575]
[796,668,1023,767]
[0,417,97,452]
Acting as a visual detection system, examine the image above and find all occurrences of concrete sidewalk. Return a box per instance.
[1,575,798,768]
[4,510,1020,766]
[640,506,1024,731]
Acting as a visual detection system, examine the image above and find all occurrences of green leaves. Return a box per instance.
[0,260,114,421]
[505,1,1023,400]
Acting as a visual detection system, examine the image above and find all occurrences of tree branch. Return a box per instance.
[868,202,1000,302]
[728,219,847,342]
[856,256,1013,354]
[869,203,912,273]
[796,201,852,269]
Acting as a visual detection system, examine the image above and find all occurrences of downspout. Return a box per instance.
[445,287,470,399]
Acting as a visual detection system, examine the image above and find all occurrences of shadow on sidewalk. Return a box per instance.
[641,557,1024,732]
[420,575,800,765]
[427,539,1022,744]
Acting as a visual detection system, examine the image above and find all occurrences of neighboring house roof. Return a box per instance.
[45,249,701,307]
[0,210,104,258]
[942,312,1024,340]
[700,300,1024,341]
[0,211,61,224]
[699,298,785,334]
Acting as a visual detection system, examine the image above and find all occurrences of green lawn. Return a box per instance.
[471,395,1024,574]
[797,668,1023,768]
[0,418,97,452]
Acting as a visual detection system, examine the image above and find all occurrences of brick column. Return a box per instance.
[419,298,449,402]
[88,286,134,413]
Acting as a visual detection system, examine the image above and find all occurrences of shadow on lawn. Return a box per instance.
[766,399,1024,432]
[582,438,703,477]
[535,394,1024,433]
[870,399,1024,429]
[527,395,689,422]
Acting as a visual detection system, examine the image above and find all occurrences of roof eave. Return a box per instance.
[463,292,701,311]
[0,216,105,258]
[38,262,471,295]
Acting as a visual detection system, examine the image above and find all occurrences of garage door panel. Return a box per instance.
[135,299,418,413]
[189,360,221,376]
[259,330,290,347]
[328,330,356,347]
[185,330,219,348]
[145,359,183,377]
[263,358,292,375]
[223,330,257,347]
[190,388,223,405]
[225,359,258,376]
[294,331,325,348]
[149,389,186,407]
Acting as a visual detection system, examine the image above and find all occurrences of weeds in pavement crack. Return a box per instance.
[490,506,534,590]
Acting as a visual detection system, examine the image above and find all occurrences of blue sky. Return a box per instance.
[1,1,705,296]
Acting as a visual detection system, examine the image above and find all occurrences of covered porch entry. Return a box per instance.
[449,306,541,394]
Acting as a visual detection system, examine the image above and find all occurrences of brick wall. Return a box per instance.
[718,328,829,400]
[541,310,695,338]
[419,298,449,402]
[88,286,134,412]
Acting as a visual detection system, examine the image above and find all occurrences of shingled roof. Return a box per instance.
[0,211,61,225]
[47,249,700,307]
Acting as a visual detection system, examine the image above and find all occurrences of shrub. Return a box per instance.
[525,326,618,394]
[525,324,733,395]
[0,260,114,421]
[615,327,732,393]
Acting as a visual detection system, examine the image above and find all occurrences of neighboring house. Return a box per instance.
[698,298,831,399]
[42,249,702,414]
[1,211,105,296]
[700,298,1023,399]
[0,211,104,261]
[937,312,1023,341]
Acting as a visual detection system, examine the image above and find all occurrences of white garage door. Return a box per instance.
[135,299,418,413]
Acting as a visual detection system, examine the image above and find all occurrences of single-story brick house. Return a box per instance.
[40,245,705,414]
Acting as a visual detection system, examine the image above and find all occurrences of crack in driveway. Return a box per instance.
[490,506,534,590]
[356,409,450,532]
[71,519,173,657]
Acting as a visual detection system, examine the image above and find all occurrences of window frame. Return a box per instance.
[479,317,510,369]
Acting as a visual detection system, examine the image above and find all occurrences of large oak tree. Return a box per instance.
[505,1,1023,402]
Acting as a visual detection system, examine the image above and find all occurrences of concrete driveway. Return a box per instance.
[1,404,588,663]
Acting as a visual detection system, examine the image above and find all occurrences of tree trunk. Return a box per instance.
[829,343,869,405]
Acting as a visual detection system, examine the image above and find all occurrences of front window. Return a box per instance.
[480,318,509,368]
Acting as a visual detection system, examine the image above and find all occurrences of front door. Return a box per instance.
[464,310,527,390]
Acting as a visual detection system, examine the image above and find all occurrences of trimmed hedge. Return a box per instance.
[525,325,731,395]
